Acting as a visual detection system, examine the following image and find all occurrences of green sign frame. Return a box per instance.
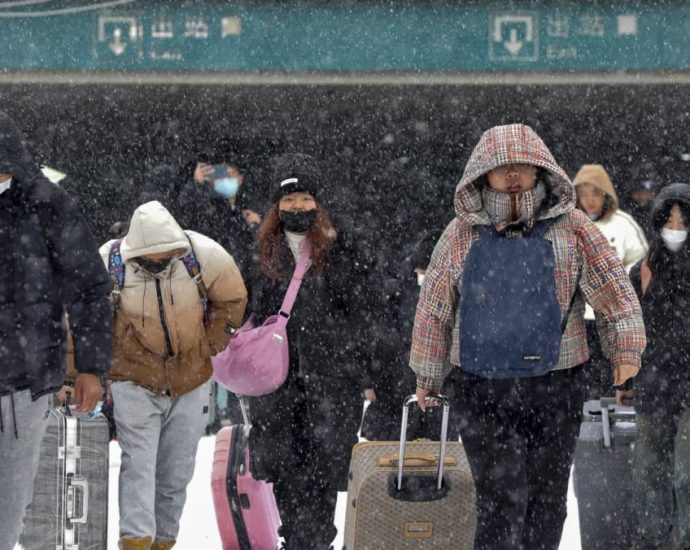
[0,1,686,72]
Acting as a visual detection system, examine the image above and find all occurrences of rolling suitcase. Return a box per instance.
[20,403,109,550]
[344,394,476,549]
[206,381,242,435]
[211,398,280,550]
[573,397,637,550]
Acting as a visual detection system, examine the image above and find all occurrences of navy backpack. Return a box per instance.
[459,217,576,379]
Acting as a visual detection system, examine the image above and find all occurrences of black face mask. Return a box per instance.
[136,257,172,274]
[279,209,317,233]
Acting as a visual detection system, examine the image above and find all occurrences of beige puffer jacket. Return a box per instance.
[99,201,247,397]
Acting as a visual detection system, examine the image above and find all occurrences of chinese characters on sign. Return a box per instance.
[489,11,639,64]
[95,12,240,63]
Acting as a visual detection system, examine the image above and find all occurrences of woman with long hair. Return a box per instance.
[628,183,690,550]
[247,153,376,549]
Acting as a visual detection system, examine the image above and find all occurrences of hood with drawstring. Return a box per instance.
[98,201,247,397]
[410,123,645,391]
[119,200,191,263]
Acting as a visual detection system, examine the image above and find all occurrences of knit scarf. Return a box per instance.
[481,182,547,231]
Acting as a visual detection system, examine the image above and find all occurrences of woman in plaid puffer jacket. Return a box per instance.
[410,124,646,550]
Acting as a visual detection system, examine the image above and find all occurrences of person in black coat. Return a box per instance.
[174,154,264,431]
[175,154,262,278]
[361,227,461,441]
[247,154,376,549]
[0,111,112,550]
[627,183,690,550]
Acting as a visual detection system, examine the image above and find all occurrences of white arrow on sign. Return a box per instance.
[504,29,522,54]
[109,27,127,56]
[97,16,141,59]
[493,15,534,56]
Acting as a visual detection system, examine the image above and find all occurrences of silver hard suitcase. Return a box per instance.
[20,403,109,550]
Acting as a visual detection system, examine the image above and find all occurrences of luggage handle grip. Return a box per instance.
[378,452,456,468]
[69,477,89,524]
[398,394,449,492]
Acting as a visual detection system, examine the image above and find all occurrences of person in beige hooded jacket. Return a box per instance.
[573,164,648,398]
[100,200,247,550]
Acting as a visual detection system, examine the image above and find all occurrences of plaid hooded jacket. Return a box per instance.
[410,124,646,390]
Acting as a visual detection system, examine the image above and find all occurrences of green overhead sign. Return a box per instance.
[0,1,687,72]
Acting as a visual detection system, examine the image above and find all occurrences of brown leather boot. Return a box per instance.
[151,540,176,550]
[120,536,152,550]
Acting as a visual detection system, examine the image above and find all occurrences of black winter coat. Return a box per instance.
[630,261,690,414]
[175,181,256,277]
[249,234,376,386]
[248,233,376,489]
[361,260,462,441]
[0,111,112,399]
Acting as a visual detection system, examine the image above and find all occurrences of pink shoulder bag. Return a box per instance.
[212,239,312,396]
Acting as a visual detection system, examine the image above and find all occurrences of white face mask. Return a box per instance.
[661,227,688,252]
[0,177,11,195]
[417,273,426,287]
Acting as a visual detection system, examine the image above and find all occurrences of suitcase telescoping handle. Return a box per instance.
[397,394,450,492]
[595,397,634,449]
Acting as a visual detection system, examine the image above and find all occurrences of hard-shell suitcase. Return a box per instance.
[344,395,476,549]
[20,405,109,550]
[573,397,637,550]
[211,395,281,550]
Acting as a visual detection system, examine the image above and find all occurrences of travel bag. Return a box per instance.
[343,394,476,549]
[211,399,280,549]
[20,403,109,550]
[573,397,637,550]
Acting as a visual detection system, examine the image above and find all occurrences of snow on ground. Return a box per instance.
[102,435,581,550]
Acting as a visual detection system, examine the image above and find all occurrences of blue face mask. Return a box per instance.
[213,178,239,199]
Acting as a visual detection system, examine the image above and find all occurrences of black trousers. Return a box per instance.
[582,320,614,399]
[249,371,361,550]
[454,365,587,550]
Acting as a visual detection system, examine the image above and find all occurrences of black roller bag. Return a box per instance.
[573,397,637,550]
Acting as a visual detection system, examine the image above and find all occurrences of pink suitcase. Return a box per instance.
[211,425,281,550]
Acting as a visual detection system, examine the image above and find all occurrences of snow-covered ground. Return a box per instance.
[99,435,581,550]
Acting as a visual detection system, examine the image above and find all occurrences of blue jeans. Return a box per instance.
[634,408,690,550]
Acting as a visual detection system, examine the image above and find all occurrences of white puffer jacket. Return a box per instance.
[573,164,648,320]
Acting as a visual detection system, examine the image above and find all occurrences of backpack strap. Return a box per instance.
[182,232,209,321]
[108,240,125,313]
[108,233,208,320]
[476,217,560,240]
[528,217,559,239]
